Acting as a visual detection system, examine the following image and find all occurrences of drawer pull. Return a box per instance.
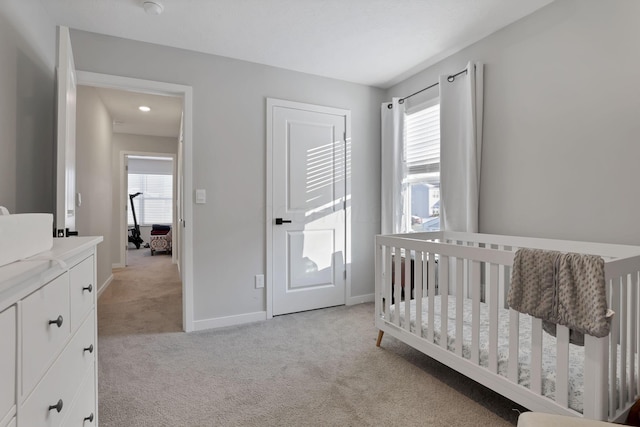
[84,344,94,354]
[49,399,63,413]
[84,413,94,422]
[83,284,93,293]
[48,315,64,328]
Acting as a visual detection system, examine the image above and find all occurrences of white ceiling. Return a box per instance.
[48,0,554,137]
[93,87,182,138]
[42,0,554,89]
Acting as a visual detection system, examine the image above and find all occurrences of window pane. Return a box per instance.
[410,182,440,232]
[404,102,440,232]
[127,173,173,226]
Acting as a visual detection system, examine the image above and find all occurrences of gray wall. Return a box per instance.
[76,85,113,290]
[0,1,56,214]
[387,0,640,245]
[69,30,385,322]
[111,133,178,266]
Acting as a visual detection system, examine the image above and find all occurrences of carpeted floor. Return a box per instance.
[97,249,524,426]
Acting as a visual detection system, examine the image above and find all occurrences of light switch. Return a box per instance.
[195,189,206,204]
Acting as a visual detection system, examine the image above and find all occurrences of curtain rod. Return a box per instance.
[387,67,468,109]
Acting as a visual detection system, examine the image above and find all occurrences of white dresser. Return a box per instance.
[0,236,102,427]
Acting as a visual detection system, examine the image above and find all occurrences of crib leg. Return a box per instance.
[376,330,384,347]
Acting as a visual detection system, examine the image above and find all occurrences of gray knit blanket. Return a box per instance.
[508,248,611,342]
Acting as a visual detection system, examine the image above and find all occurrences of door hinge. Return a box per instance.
[343,270,347,280]
[343,131,346,141]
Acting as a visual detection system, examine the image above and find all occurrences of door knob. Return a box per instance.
[275,218,292,225]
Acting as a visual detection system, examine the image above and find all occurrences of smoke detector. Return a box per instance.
[143,1,164,15]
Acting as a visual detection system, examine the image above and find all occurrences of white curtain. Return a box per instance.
[440,61,484,233]
[380,98,406,235]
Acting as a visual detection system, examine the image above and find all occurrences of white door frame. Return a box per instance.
[76,71,195,332]
[266,98,352,319]
[55,26,77,235]
[120,151,177,266]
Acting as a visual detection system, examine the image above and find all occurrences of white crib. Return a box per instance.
[374,231,640,422]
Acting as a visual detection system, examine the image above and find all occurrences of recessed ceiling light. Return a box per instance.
[143,1,164,15]
[139,106,151,112]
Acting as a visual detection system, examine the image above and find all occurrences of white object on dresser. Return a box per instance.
[0,213,54,268]
[0,236,102,427]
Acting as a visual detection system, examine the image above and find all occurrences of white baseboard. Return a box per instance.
[192,311,267,331]
[347,293,374,305]
[112,262,125,269]
[97,274,114,298]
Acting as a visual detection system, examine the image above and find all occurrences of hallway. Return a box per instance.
[98,248,182,336]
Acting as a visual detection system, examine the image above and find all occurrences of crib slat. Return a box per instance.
[404,250,411,332]
[584,334,609,421]
[508,309,520,382]
[384,246,391,321]
[415,251,423,340]
[489,263,499,373]
[471,260,480,365]
[531,317,543,395]
[427,253,436,343]
[629,272,640,400]
[498,246,508,308]
[440,255,449,351]
[463,252,470,299]
[394,248,402,326]
[620,275,628,406]
[556,325,569,408]
[456,258,464,357]
[609,279,620,416]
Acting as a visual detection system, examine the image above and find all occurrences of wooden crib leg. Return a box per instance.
[376,330,384,347]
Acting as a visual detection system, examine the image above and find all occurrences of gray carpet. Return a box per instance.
[98,251,524,426]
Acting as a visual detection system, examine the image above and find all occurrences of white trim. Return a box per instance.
[111,262,124,269]
[265,98,352,319]
[266,99,273,319]
[97,273,114,298]
[347,294,374,305]
[76,71,194,332]
[192,311,267,331]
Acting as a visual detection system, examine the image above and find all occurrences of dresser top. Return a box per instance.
[0,236,103,311]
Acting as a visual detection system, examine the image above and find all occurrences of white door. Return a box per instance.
[55,26,77,236]
[270,101,349,316]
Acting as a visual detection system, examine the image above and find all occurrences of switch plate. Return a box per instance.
[255,274,264,289]
[195,189,206,204]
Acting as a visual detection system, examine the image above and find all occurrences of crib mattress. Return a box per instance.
[389,296,587,412]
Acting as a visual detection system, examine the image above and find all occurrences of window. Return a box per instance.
[404,100,440,232]
[127,157,173,226]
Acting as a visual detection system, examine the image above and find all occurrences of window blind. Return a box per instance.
[128,173,173,225]
[405,103,440,175]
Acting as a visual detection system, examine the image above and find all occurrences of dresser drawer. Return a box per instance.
[21,273,70,397]
[20,311,95,427]
[69,256,95,332]
[63,370,96,427]
[0,306,16,424]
